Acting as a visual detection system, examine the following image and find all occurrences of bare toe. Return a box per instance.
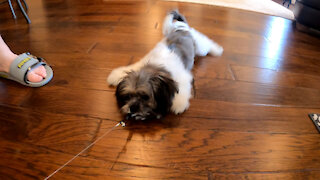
[32,65,47,78]
[27,70,44,82]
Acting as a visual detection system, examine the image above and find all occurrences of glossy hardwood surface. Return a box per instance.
[1,0,320,179]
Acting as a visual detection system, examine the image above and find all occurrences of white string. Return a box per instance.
[44,122,121,180]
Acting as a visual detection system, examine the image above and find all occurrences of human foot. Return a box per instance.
[0,52,53,87]
[0,37,47,82]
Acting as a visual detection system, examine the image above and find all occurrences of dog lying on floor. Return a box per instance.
[107,10,223,121]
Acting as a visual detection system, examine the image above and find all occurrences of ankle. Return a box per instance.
[0,53,18,73]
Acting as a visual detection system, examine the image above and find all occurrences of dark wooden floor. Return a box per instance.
[1,0,320,179]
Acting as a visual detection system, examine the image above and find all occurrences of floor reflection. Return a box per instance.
[261,17,290,70]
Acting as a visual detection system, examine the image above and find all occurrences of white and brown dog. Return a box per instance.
[107,10,223,120]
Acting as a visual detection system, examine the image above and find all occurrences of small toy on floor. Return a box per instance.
[308,113,320,133]
[120,120,126,127]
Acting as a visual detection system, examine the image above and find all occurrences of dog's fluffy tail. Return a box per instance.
[171,10,188,23]
[162,10,189,36]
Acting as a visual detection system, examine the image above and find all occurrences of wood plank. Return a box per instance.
[222,52,320,77]
[42,123,320,179]
[208,171,320,180]
[0,105,101,154]
[195,78,320,108]
[85,125,320,175]
[19,86,121,120]
[50,152,208,180]
[184,99,318,133]
[0,82,32,106]
[0,105,103,179]
[193,57,234,80]
[231,65,320,90]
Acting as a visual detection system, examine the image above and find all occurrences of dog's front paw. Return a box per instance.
[171,94,190,114]
[107,67,128,86]
[210,44,223,57]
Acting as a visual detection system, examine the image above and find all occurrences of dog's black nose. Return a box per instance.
[130,103,139,113]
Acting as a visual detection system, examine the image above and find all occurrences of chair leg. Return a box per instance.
[16,0,31,24]
[22,0,28,11]
[8,0,17,19]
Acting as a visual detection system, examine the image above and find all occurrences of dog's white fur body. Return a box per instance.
[108,13,223,114]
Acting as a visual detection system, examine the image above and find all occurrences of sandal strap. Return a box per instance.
[9,53,40,83]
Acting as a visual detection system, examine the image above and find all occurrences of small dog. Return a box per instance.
[107,10,223,120]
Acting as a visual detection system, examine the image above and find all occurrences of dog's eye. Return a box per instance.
[122,94,131,101]
[141,94,149,101]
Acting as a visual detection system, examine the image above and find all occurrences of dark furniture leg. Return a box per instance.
[22,0,28,11]
[16,0,31,23]
[7,0,17,19]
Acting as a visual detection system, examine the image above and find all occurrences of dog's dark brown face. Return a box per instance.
[115,65,178,120]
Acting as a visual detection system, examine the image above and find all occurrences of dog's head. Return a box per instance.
[115,65,178,120]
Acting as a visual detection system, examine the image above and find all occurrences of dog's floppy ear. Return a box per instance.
[150,74,178,115]
[115,79,128,108]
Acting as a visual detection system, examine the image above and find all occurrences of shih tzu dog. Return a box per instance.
[107,10,223,121]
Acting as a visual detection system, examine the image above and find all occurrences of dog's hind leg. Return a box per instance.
[190,28,223,57]
[170,70,193,114]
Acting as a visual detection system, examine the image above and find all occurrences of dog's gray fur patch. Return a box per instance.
[167,30,195,70]
[166,10,195,70]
